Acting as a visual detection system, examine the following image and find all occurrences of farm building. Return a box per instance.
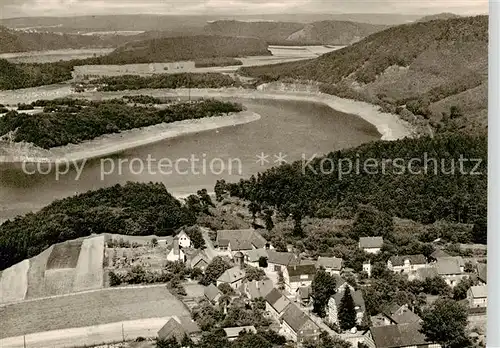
[315,256,343,275]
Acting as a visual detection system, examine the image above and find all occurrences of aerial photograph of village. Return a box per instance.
[0,0,490,347]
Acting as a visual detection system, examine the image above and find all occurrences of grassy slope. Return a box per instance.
[240,16,488,132]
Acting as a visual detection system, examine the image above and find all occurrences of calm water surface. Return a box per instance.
[0,98,380,220]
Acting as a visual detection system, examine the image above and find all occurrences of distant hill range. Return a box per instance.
[101,35,271,64]
[416,13,462,22]
[204,20,388,45]
[240,16,488,133]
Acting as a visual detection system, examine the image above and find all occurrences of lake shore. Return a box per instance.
[0,111,261,163]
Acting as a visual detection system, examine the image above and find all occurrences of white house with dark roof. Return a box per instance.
[315,256,343,275]
[283,263,317,294]
[280,303,320,345]
[189,251,209,271]
[216,229,270,256]
[435,256,466,287]
[387,255,427,274]
[166,239,186,262]
[176,230,192,248]
[468,285,487,308]
[217,266,246,290]
[267,250,300,273]
[359,237,384,254]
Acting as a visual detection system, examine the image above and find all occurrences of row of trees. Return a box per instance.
[0,98,243,149]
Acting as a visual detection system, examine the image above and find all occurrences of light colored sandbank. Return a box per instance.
[0,111,261,163]
[88,86,414,141]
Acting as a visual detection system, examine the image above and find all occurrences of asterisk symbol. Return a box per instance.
[274,152,288,165]
[256,152,270,166]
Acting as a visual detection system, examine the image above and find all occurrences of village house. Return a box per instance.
[217,265,246,290]
[359,237,384,254]
[265,288,292,321]
[295,286,312,306]
[387,255,427,274]
[223,326,257,341]
[267,250,300,273]
[280,303,321,345]
[468,285,488,308]
[242,278,274,300]
[204,283,222,303]
[328,288,366,327]
[367,323,441,348]
[216,229,270,256]
[373,304,421,326]
[315,256,343,275]
[435,256,466,287]
[158,316,201,344]
[166,240,186,263]
[429,249,451,262]
[477,263,487,285]
[244,248,270,268]
[332,274,355,293]
[189,251,209,271]
[176,230,192,248]
[283,263,317,294]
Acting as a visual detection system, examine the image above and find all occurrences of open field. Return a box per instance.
[0,317,170,348]
[0,286,188,339]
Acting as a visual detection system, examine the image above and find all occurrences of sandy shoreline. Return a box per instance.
[0,111,261,163]
[0,85,413,163]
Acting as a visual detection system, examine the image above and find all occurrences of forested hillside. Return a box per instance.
[220,133,487,227]
[0,183,194,270]
[0,25,124,53]
[101,35,271,64]
[240,16,488,133]
[0,98,243,148]
[204,20,387,45]
[0,58,74,89]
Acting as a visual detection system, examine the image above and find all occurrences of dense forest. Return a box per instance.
[220,133,487,227]
[97,35,271,65]
[0,59,75,89]
[0,182,194,270]
[239,16,488,132]
[92,73,240,91]
[0,98,243,148]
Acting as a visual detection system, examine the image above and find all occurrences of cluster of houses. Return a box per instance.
[157,228,486,348]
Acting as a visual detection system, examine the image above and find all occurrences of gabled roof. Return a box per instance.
[178,316,201,334]
[169,240,181,256]
[333,289,365,312]
[430,249,451,259]
[190,252,209,268]
[265,288,291,313]
[216,229,267,250]
[436,256,464,275]
[370,323,431,348]
[416,266,438,280]
[286,264,317,277]
[332,274,349,290]
[359,237,384,249]
[246,279,274,300]
[158,318,187,342]
[470,285,488,298]
[389,307,421,325]
[297,286,312,300]
[245,248,269,263]
[217,266,246,284]
[223,326,257,338]
[204,283,221,301]
[477,263,487,283]
[266,250,299,266]
[389,255,427,266]
[316,256,343,270]
[281,303,319,333]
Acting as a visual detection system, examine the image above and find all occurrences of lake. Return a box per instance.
[0,98,380,221]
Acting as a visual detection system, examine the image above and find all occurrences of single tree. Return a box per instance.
[258,256,268,268]
[311,268,337,317]
[263,209,274,231]
[338,288,357,331]
[420,298,471,348]
[151,237,158,248]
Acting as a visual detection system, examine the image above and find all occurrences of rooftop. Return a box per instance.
[217,266,246,284]
[245,248,269,263]
[477,263,487,283]
[281,303,319,333]
[316,256,343,270]
[266,250,299,266]
[157,318,187,343]
[223,326,257,338]
[436,256,465,275]
[217,229,267,251]
[265,288,291,313]
[389,254,427,266]
[370,323,431,348]
[430,249,451,259]
[286,263,317,277]
[204,283,221,301]
[470,285,488,298]
[246,279,274,300]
